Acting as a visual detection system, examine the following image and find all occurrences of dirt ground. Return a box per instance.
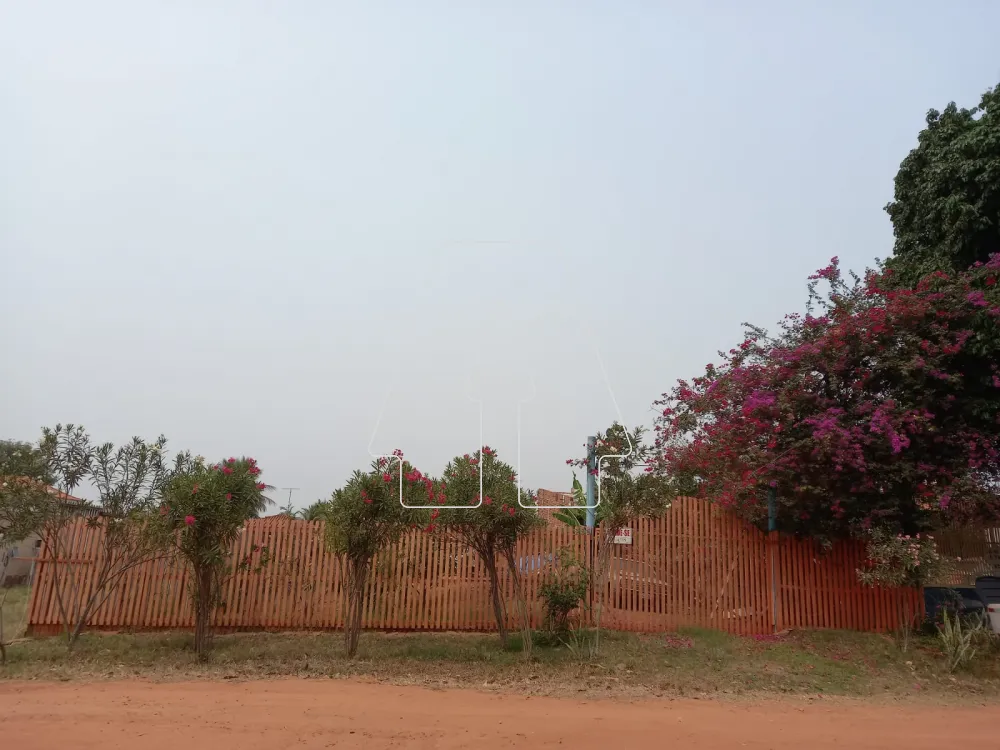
[1,679,998,749]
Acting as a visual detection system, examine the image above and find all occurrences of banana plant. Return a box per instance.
[552,473,605,527]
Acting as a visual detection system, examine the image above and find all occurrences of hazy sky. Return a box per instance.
[2,2,999,509]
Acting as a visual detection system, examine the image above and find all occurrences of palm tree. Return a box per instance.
[300,500,329,521]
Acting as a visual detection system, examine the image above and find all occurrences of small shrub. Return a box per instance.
[968,614,1000,656]
[538,547,589,636]
[856,528,951,588]
[938,609,982,673]
[858,527,954,652]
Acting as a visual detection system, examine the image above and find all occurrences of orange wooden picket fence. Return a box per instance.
[25,497,921,636]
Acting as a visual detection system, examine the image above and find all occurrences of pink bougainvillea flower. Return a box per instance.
[159,504,168,516]
[192,483,199,494]
[508,506,516,516]
[226,493,232,500]
[223,467,233,475]
[483,496,492,505]
[256,482,267,490]
[383,473,392,483]
[228,457,236,464]
[184,515,196,527]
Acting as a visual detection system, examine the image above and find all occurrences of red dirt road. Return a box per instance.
[1,679,997,749]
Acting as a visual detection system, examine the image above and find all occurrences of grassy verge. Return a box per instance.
[1,585,30,643]
[2,625,998,702]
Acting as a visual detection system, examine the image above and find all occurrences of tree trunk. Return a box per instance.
[0,588,7,666]
[68,563,112,648]
[69,611,88,647]
[484,553,508,648]
[343,556,370,658]
[590,524,616,656]
[504,551,532,658]
[193,565,214,662]
[45,527,77,648]
[897,595,917,653]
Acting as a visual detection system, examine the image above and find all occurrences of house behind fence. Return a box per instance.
[1,484,99,587]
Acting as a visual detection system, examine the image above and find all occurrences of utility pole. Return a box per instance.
[281,487,300,510]
[585,436,597,530]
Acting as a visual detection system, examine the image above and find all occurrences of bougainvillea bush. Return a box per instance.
[159,454,271,660]
[652,257,1000,545]
[323,450,429,657]
[435,447,541,654]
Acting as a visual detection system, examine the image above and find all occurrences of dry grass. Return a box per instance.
[2,624,999,702]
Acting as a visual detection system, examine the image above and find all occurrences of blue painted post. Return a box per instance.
[767,487,777,532]
[767,487,778,531]
[585,436,597,530]
[767,485,778,632]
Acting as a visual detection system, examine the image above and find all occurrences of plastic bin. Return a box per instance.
[989,604,1000,635]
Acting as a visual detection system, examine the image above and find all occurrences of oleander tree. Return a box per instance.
[159,454,272,660]
[0,476,54,665]
[435,447,542,655]
[0,439,53,484]
[37,426,171,649]
[323,450,429,657]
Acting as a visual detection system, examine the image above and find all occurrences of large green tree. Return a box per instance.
[0,439,53,484]
[885,83,1000,283]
